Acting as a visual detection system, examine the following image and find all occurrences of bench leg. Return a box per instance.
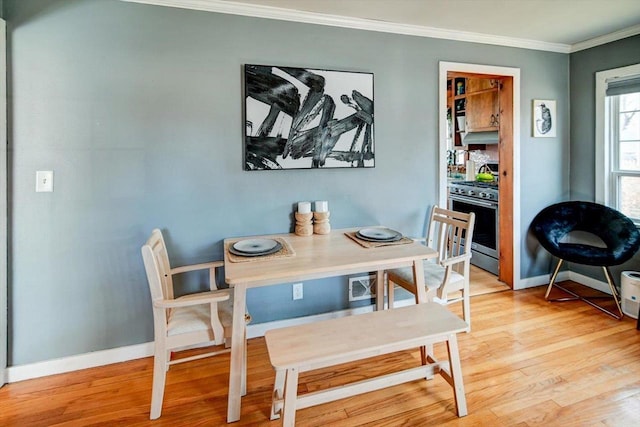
[282,368,299,427]
[421,343,435,380]
[446,333,467,417]
[270,368,285,420]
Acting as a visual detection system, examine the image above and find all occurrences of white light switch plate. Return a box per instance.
[36,171,54,192]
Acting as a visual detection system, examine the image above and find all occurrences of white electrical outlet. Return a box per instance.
[292,283,303,300]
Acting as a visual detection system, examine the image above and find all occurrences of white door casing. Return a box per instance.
[438,61,521,289]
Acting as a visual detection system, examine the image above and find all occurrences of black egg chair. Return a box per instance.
[531,201,640,319]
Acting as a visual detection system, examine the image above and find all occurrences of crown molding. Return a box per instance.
[570,23,640,53]
[123,0,572,53]
[123,0,640,54]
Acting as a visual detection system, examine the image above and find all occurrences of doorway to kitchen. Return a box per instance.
[439,62,521,290]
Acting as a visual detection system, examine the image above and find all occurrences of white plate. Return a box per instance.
[229,242,282,257]
[232,238,280,254]
[356,233,402,243]
[357,228,402,241]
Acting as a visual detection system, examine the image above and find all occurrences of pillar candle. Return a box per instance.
[297,201,311,214]
[315,200,328,212]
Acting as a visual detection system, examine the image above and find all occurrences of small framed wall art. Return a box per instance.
[532,99,556,138]
[244,64,374,170]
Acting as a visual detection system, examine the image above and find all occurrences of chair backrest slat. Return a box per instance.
[141,234,171,334]
[141,244,164,303]
[427,206,475,270]
[141,229,175,329]
[145,229,174,300]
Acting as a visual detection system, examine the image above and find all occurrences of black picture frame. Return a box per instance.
[244,64,374,170]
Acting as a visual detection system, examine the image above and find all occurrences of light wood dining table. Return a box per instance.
[223,227,438,423]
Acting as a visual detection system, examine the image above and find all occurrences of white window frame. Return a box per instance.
[595,63,640,225]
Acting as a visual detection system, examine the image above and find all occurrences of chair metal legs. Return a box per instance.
[544,259,564,300]
[601,266,624,319]
[544,258,623,320]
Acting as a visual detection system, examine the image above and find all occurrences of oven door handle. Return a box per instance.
[450,196,497,208]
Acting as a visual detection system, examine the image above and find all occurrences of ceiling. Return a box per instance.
[220,0,640,50]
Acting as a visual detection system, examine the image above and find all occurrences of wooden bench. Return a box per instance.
[265,303,469,426]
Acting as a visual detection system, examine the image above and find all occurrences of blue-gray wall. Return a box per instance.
[569,35,640,279]
[6,0,569,365]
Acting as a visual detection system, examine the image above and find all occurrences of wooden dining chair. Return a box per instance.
[141,228,249,419]
[386,206,476,329]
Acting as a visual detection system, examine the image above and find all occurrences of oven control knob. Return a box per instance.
[479,192,492,199]
[467,190,475,196]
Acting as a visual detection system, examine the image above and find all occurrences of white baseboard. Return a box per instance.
[7,342,154,383]
[516,271,570,290]
[8,272,612,384]
[515,270,610,294]
[568,271,611,294]
[7,300,420,384]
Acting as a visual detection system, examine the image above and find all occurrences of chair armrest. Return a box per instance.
[440,253,471,267]
[170,260,224,275]
[153,289,230,309]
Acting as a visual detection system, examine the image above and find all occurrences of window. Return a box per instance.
[595,64,640,226]
[609,92,640,222]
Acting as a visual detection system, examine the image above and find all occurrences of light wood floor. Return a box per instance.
[1,279,639,426]
[469,264,511,296]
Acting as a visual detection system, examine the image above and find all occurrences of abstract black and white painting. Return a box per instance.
[244,65,374,170]
[532,99,557,138]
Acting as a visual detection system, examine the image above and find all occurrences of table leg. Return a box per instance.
[413,259,428,363]
[227,283,247,423]
[270,368,285,420]
[376,270,385,311]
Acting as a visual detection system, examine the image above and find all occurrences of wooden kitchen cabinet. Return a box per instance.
[447,76,500,147]
[465,78,500,132]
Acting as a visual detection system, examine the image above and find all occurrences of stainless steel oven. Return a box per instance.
[448,181,499,275]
